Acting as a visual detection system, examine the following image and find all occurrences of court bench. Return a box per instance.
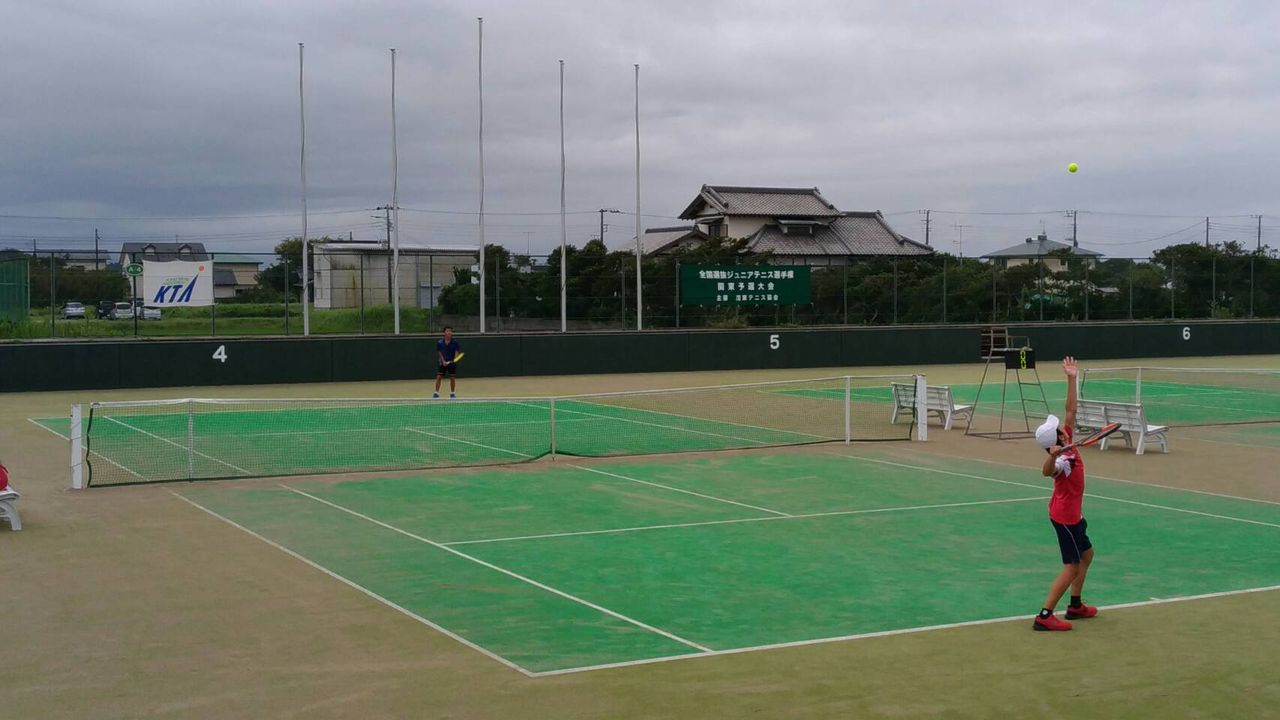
[1076,399,1169,456]
[890,382,973,431]
[0,487,20,531]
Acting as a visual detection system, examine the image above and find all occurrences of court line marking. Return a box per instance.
[824,453,1280,530]
[913,449,1280,508]
[565,399,838,443]
[26,416,148,482]
[404,427,533,458]
[281,485,712,653]
[168,490,537,678]
[1180,435,1280,453]
[100,415,252,476]
[530,583,1280,677]
[570,464,791,517]
[506,399,768,445]
[443,496,1046,547]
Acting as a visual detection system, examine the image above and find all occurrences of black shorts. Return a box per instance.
[1050,517,1092,564]
[437,363,457,377]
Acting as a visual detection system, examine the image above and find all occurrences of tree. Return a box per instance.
[255,237,329,300]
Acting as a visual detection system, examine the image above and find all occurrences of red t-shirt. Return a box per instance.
[0,462,8,492]
[1048,427,1085,524]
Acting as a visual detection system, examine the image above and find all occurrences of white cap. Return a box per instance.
[1035,414,1060,449]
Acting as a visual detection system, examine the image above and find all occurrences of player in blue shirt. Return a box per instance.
[433,326,460,399]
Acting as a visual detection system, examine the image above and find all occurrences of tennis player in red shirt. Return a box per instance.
[1032,356,1098,631]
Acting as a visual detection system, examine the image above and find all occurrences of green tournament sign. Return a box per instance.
[680,265,811,306]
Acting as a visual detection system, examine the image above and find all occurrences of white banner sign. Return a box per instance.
[142,260,214,307]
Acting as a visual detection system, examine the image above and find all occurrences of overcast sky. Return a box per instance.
[3,0,1278,258]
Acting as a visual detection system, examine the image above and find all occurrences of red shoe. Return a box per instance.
[1066,603,1098,619]
[1032,613,1073,631]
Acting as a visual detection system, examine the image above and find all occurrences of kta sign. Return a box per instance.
[142,260,214,307]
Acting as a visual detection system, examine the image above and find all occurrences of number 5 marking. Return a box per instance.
[769,334,780,350]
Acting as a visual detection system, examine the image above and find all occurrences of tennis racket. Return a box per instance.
[446,352,465,365]
[1067,422,1121,450]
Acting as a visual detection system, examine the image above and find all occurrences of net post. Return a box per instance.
[843,376,851,443]
[1135,367,1143,404]
[186,400,196,480]
[549,398,557,460]
[69,403,84,490]
[914,374,928,441]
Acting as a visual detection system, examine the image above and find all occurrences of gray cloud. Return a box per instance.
[2,0,1278,257]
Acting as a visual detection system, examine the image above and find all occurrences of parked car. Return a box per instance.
[109,302,134,320]
[96,301,114,319]
[61,302,86,319]
[133,299,162,321]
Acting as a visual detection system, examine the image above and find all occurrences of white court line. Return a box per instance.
[530,583,1280,677]
[570,464,792,517]
[168,490,537,677]
[920,450,1280,508]
[823,452,1280,530]
[565,399,837,443]
[1181,435,1280,454]
[404,427,533,458]
[509,397,768,448]
[101,415,252,476]
[281,485,712,653]
[26,417,147,482]
[444,496,1046,547]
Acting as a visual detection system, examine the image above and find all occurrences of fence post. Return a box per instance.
[914,374,928,442]
[892,257,898,324]
[674,260,680,328]
[549,398,557,460]
[359,253,366,334]
[842,262,848,325]
[991,262,997,322]
[1083,260,1090,320]
[1250,255,1255,318]
[1170,257,1176,318]
[131,253,139,338]
[941,255,947,323]
[843,376,851,443]
[49,252,56,337]
[1128,259,1134,320]
[283,255,290,335]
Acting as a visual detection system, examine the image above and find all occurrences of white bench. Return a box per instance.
[0,487,20,531]
[891,382,973,431]
[1076,399,1169,455]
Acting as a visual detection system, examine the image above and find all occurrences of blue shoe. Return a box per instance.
[449,393,457,399]
[432,392,439,399]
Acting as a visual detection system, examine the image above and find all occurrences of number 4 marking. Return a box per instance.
[213,345,228,363]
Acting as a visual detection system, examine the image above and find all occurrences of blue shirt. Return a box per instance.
[437,338,460,363]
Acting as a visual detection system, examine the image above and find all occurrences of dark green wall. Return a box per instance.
[3,320,1277,393]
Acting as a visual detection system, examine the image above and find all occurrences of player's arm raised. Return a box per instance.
[1062,356,1078,429]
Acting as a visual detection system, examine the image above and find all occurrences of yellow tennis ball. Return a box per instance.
[1068,162,1079,173]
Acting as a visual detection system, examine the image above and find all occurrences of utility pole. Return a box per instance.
[1205,216,1210,248]
[1065,210,1078,247]
[1256,215,1263,252]
[375,205,394,303]
[920,209,931,246]
[953,224,970,258]
[599,208,620,248]
[94,228,100,270]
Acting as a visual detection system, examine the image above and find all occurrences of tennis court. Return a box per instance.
[169,448,1280,676]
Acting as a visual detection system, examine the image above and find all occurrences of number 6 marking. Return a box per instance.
[1182,327,1191,341]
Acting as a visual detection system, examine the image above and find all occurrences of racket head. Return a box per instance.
[1076,422,1121,448]
[452,352,465,364]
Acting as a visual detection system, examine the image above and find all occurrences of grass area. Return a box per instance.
[2,304,436,338]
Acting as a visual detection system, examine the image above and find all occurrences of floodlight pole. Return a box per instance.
[478,18,486,334]
[634,63,643,330]
[390,48,401,334]
[559,60,567,333]
[299,42,310,335]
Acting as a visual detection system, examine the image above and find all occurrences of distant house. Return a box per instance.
[118,242,211,300]
[668,185,932,265]
[209,253,263,299]
[639,226,708,256]
[981,234,1103,271]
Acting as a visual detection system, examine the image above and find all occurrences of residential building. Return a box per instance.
[210,253,263,300]
[26,249,116,271]
[981,234,1103,270]
[670,185,932,264]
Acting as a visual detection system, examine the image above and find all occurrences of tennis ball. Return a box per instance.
[1067,162,1079,173]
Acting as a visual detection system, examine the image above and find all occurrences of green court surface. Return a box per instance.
[175,450,1280,676]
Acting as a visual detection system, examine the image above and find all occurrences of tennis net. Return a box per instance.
[74,375,921,487]
[1080,366,1280,427]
